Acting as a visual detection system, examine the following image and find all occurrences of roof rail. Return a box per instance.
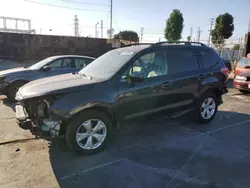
[150,41,206,47]
[124,43,154,47]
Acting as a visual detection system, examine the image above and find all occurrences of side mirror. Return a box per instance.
[42,66,51,72]
[244,65,250,69]
[129,72,144,82]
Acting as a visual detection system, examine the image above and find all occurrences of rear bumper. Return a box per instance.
[233,80,250,91]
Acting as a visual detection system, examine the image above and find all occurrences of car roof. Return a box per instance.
[116,45,151,53]
[49,55,95,59]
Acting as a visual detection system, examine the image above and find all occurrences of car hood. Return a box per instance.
[238,71,250,77]
[0,67,29,77]
[18,73,96,100]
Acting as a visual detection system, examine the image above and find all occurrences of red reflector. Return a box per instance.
[221,67,229,77]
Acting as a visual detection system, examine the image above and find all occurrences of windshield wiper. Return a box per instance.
[79,72,92,80]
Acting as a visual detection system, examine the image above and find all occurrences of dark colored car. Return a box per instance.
[233,71,250,93]
[0,55,95,100]
[222,59,232,73]
[15,42,229,154]
[234,57,250,77]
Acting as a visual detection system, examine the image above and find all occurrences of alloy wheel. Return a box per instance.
[200,97,216,120]
[76,119,107,150]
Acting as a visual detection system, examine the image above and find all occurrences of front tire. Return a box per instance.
[7,81,27,101]
[65,110,113,155]
[195,93,218,124]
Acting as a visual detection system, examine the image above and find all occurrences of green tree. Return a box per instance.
[113,30,139,42]
[187,36,191,42]
[231,44,240,50]
[164,9,184,41]
[211,13,234,47]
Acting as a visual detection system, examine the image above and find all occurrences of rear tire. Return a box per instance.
[65,110,113,155]
[195,92,218,124]
[7,81,27,101]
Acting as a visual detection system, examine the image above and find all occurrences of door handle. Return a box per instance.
[198,74,205,80]
[161,81,172,88]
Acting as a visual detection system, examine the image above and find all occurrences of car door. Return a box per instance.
[163,46,201,112]
[43,57,76,77]
[116,49,174,122]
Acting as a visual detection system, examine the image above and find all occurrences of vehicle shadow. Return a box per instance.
[2,97,16,112]
[48,110,250,188]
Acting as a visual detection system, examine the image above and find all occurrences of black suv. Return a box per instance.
[15,41,229,154]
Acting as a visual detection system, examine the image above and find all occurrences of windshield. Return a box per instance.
[237,57,250,68]
[79,49,134,80]
[28,57,57,70]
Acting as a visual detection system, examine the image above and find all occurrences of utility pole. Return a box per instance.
[95,22,99,38]
[196,27,202,42]
[208,18,215,47]
[74,15,79,37]
[109,0,113,39]
[100,20,103,38]
[248,20,250,32]
[140,27,144,43]
[189,27,193,42]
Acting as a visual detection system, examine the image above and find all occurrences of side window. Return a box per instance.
[74,58,89,69]
[122,51,168,80]
[48,58,73,69]
[166,48,199,74]
[198,49,219,68]
[48,59,63,69]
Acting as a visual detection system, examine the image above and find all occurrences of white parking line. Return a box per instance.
[60,158,126,180]
[60,119,250,181]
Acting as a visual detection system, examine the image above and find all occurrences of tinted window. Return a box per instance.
[198,48,219,68]
[166,48,199,74]
[122,51,168,80]
[237,58,250,68]
[28,57,58,70]
[74,58,93,69]
[48,58,73,69]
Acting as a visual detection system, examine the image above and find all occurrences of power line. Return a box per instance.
[60,0,110,6]
[23,0,109,12]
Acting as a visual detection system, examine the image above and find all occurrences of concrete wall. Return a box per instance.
[0,32,113,61]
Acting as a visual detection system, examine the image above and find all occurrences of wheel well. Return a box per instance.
[4,80,28,94]
[205,88,221,98]
[61,106,117,135]
[8,80,28,89]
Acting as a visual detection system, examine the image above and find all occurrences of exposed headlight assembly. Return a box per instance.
[236,75,247,81]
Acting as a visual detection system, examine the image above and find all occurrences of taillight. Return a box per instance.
[221,67,229,77]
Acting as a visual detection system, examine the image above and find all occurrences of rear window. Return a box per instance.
[198,48,220,68]
[166,47,199,74]
[237,58,250,68]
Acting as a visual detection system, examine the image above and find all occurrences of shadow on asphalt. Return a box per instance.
[2,98,16,112]
[48,110,250,188]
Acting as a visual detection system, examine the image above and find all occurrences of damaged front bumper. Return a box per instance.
[16,104,62,138]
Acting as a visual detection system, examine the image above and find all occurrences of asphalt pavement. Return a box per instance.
[1,78,250,188]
